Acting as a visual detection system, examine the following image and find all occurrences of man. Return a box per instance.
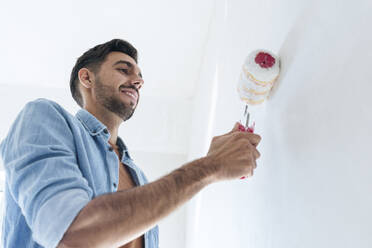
[0,39,261,248]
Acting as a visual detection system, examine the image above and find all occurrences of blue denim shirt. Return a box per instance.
[0,98,159,248]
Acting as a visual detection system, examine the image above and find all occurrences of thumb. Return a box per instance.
[229,122,243,133]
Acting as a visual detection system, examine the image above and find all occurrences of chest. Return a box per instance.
[118,163,137,190]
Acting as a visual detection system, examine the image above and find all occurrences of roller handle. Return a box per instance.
[238,123,255,179]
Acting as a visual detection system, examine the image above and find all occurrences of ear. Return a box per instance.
[78,68,94,89]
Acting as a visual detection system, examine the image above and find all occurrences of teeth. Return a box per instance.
[123,91,136,99]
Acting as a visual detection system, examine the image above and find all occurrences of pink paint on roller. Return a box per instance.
[255,52,276,68]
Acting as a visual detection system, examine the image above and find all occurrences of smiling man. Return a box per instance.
[75,50,143,145]
[0,39,261,248]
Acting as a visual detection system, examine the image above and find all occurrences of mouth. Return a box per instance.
[120,89,138,102]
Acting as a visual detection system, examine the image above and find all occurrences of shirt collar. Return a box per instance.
[75,108,107,136]
[116,136,128,152]
[75,108,132,160]
[117,136,132,160]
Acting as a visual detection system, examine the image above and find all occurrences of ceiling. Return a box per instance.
[0,0,215,99]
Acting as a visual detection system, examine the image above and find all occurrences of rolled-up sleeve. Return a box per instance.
[1,99,93,248]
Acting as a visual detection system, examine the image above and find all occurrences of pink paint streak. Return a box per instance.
[255,52,276,68]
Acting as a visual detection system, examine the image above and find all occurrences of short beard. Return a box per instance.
[94,76,137,121]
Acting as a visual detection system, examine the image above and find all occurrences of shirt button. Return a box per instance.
[103,129,108,134]
[109,147,114,152]
[113,183,117,188]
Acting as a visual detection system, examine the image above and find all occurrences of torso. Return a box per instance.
[109,141,145,248]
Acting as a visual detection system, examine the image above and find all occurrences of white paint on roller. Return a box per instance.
[237,74,272,103]
[244,49,280,82]
[237,49,280,105]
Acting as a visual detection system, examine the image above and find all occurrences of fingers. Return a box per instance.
[247,158,257,178]
[250,150,259,168]
[245,161,255,178]
[248,133,261,147]
[253,149,261,159]
[243,146,259,179]
[232,131,262,147]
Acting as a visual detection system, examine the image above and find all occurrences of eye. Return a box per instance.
[118,68,129,74]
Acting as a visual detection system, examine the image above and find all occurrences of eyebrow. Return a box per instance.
[113,60,143,78]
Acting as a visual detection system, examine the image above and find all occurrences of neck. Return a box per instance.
[84,105,122,145]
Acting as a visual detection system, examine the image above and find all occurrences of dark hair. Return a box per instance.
[70,39,138,107]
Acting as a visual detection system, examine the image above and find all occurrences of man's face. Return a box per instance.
[92,52,144,121]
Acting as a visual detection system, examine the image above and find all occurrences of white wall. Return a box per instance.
[190,0,372,247]
[132,151,188,248]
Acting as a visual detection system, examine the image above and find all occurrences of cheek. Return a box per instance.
[100,70,122,84]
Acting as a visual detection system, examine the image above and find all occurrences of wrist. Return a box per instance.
[190,156,217,185]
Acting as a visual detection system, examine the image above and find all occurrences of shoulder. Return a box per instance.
[24,98,67,114]
[1,99,75,162]
[21,98,76,124]
[8,98,75,138]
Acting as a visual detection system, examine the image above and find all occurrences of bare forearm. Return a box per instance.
[58,157,215,248]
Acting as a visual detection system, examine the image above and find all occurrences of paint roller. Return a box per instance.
[237,49,280,179]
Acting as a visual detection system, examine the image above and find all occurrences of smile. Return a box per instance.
[121,90,138,101]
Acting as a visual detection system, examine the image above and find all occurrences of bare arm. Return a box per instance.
[58,123,261,248]
[58,157,215,248]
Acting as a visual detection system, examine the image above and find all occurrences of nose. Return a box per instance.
[131,76,144,90]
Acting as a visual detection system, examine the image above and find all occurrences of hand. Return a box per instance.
[205,122,261,182]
